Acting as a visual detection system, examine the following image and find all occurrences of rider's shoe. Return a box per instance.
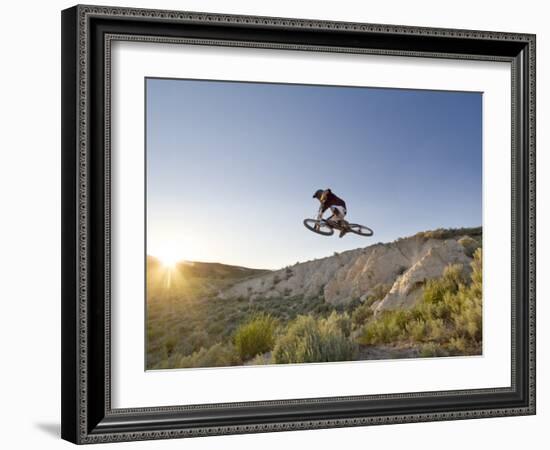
[339,229,348,238]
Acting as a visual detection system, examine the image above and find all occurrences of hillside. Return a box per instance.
[147,256,269,300]
[219,227,482,313]
[147,227,483,369]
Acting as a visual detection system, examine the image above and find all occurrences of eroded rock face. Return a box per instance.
[218,230,481,312]
[373,239,473,312]
[218,248,363,301]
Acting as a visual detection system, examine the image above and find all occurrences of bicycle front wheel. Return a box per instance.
[303,219,334,236]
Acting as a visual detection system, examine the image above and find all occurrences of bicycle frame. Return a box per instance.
[317,207,348,231]
[322,218,349,231]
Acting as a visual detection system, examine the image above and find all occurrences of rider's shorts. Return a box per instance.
[329,205,347,218]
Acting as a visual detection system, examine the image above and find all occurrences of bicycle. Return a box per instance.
[303,217,373,237]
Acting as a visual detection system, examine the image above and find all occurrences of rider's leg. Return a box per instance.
[330,206,349,237]
[330,206,346,223]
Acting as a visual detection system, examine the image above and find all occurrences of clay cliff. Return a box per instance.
[218,227,481,313]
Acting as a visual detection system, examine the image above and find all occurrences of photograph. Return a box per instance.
[145,78,483,370]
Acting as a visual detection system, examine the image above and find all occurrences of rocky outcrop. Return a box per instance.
[218,228,481,312]
[372,239,473,312]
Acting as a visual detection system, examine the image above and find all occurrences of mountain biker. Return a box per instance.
[313,188,349,238]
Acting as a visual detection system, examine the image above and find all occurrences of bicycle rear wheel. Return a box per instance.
[303,219,334,236]
[348,223,373,236]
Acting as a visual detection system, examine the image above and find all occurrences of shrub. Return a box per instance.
[183,329,211,355]
[207,323,224,336]
[359,310,410,345]
[163,334,177,355]
[360,320,392,345]
[314,302,333,315]
[363,283,392,308]
[325,311,352,337]
[423,264,465,306]
[406,319,427,341]
[420,342,448,357]
[344,298,362,313]
[427,318,447,341]
[447,337,468,355]
[273,315,357,364]
[415,227,482,241]
[234,314,278,360]
[450,292,482,341]
[458,236,480,257]
[470,247,483,297]
[175,342,240,368]
[249,353,273,365]
[351,303,373,328]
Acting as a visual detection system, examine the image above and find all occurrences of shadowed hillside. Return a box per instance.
[147,256,269,300]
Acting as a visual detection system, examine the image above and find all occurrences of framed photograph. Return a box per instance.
[61,5,536,444]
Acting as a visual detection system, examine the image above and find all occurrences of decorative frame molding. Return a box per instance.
[61,4,536,444]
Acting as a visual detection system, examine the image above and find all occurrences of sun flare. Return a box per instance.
[156,252,181,269]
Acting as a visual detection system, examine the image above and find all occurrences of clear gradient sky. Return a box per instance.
[146,78,482,270]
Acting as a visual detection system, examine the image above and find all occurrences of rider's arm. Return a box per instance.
[317,202,330,219]
[316,190,331,220]
[316,205,324,220]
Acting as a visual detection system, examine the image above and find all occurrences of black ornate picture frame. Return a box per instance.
[61,4,536,444]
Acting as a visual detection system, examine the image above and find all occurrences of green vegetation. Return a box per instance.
[365,283,392,307]
[272,313,356,364]
[146,260,344,368]
[234,314,278,360]
[458,236,481,258]
[351,302,374,327]
[413,226,482,242]
[358,249,482,356]
[173,343,240,369]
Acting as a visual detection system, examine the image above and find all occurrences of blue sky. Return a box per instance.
[146,78,482,270]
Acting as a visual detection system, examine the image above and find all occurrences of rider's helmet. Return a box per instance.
[313,189,325,199]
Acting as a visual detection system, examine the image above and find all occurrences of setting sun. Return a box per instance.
[156,252,181,269]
